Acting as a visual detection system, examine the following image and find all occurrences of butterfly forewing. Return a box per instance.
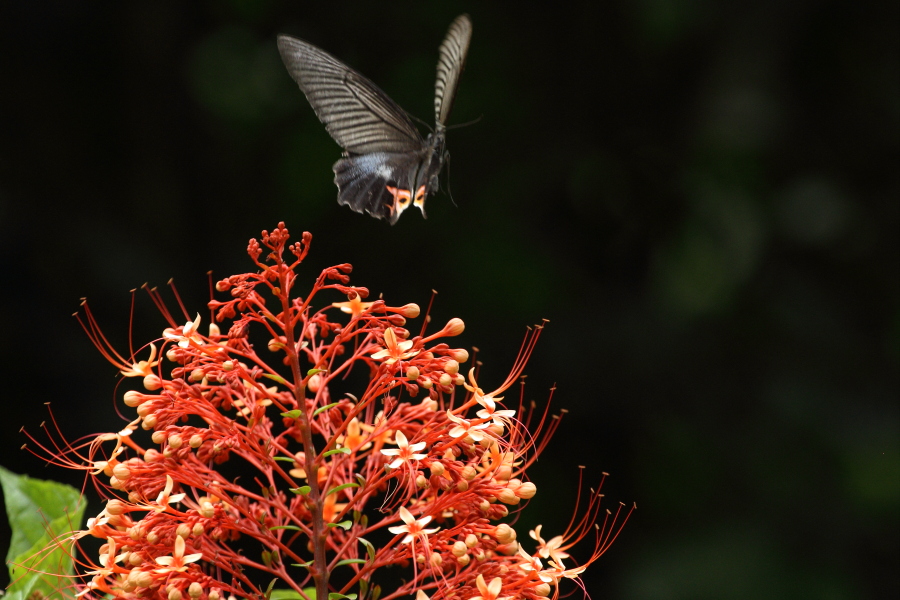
[277,36,423,154]
[434,14,473,126]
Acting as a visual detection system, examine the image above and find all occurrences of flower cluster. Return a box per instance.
[26,223,631,600]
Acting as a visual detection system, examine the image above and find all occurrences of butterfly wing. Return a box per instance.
[334,152,425,224]
[434,14,473,127]
[277,35,424,154]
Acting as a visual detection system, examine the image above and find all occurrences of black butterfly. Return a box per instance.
[277,15,472,224]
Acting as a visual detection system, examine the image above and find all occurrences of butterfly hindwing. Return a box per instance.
[334,152,425,224]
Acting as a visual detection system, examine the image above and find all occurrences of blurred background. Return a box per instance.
[1,1,897,598]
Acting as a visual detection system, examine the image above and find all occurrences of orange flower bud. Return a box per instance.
[516,481,537,498]
[494,523,517,544]
[400,303,420,318]
[442,318,465,337]
[443,359,459,375]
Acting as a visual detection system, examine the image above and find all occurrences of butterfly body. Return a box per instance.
[278,15,471,224]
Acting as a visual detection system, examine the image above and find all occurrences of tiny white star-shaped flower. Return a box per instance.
[388,506,439,544]
[380,431,427,469]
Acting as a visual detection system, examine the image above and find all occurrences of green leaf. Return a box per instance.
[264,579,277,599]
[307,368,327,376]
[274,456,296,462]
[289,486,311,495]
[263,373,289,385]
[270,588,317,600]
[269,525,302,531]
[291,560,313,569]
[359,580,369,600]
[281,410,302,419]
[0,465,87,600]
[313,402,339,417]
[328,594,357,600]
[324,482,358,497]
[335,558,367,567]
[323,447,351,457]
[358,537,376,563]
[327,520,352,530]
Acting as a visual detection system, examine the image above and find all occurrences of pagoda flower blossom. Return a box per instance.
[118,343,159,379]
[380,430,427,468]
[331,288,374,317]
[469,574,514,600]
[163,314,203,348]
[446,411,490,442]
[22,223,631,600]
[154,535,203,574]
[388,506,440,544]
[529,524,571,564]
[371,326,419,364]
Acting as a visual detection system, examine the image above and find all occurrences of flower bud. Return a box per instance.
[465,533,478,547]
[400,303,421,318]
[144,448,161,463]
[420,378,433,390]
[497,541,519,556]
[136,401,155,417]
[146,531,159,545]
[451,541,467,557]
[167,434,183,449]
[190,434,203,449]
[166,347,179,362]
[106,499,126,515]
[142,414,158,429]
[429,462,445,477]
[222,360,234,371]
[416,474,428,488]
[457,554,470,566]
[456,479,469,492]
[443,360,459,375]
[491,504,509,519]
[406,366,420,380]
[176,524,191,538]
[494,523,517,544]
[200,501,215,518]
[439,373,452,386]
[516,481,537,499]
[169,588,182,600]
[208,591,220,600]
[308,373,322,392]
[450,348,469,363]
[534,583,552,597]
[190,368,204,382]
[124,391,147,407]
[143,374,162,391]
[192,523,205,536]
[495,465,512,481]
[442,318,465,337]
[454,374,465,385]
[497,488,520,505]
[129,552,143,566]
[461,465,477,481]
[429,552,442,568]
[113,463,131,480]
[135,570,153,588]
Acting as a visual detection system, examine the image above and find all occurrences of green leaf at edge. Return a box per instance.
[0,465,87,600]
[313,402,339,417]
[324,482,358,497]
[289,486,311,495]
[326,520,352,530]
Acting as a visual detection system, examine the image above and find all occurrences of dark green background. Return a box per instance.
[1,1,897,598]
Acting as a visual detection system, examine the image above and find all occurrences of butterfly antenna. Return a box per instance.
[408,112,434,133]
[445,114,483,131]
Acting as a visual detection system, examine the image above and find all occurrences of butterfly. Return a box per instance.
[277,15,472,224]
